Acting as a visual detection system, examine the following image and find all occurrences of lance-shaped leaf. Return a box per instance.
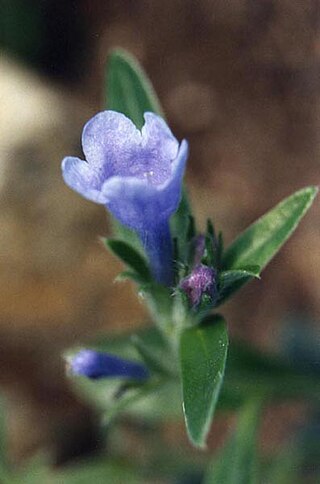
[223,186,318,271]
[223,340,320,405]
[216,266,260,305]
[204,399,262,484]
[106,49,163,128]
[132,333,176,377]
[180,315,228,448]
[105,238,152,283]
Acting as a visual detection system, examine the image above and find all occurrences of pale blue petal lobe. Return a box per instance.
[62,156,106,203]
[81,110,141,177]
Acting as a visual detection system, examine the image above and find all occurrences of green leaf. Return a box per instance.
[222,340,320,406]
[204,399,261,484]
[223,186,318,271]
[90,326,167,359]
[109,222,142,255]
[14,455,51,484]
[54,458,140,484]
[0,397,12,483]
[132,333,176,377]
[105,238,152,283]
[0,397,6,473]
[180,315,228,448]
[115,270,147,285]
[266,447,301,484]
[121,380,183,422]
[106,49,163,129]
[216,266,260,305]
[141,283,174,332]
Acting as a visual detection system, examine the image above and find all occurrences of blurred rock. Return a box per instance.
[165,81,217,133]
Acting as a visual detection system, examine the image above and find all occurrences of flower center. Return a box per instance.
[122,148,172,186]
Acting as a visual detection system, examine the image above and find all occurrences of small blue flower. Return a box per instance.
[69,349,150,380]
[180,264,217,308]
[62,111,188,285]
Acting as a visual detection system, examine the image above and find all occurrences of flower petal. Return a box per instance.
[101,176,160,230]
[81,110,141,177]
[62,156,107,203]
[142,112,179,159]
[160,139,189,219]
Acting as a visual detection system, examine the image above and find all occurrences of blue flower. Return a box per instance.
[180,264,217,308]
[62,111,188,285]
[69,349,150,380]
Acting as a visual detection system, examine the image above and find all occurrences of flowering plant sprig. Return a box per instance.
[62,49,318,449]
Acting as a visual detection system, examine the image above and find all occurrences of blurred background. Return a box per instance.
[0,0,319,481]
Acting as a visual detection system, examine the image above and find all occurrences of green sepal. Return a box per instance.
[186,215,196,242]
[170,188,193,264]
[203,233,216,267]
[200,219,224,270]
[216,266,261,305]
